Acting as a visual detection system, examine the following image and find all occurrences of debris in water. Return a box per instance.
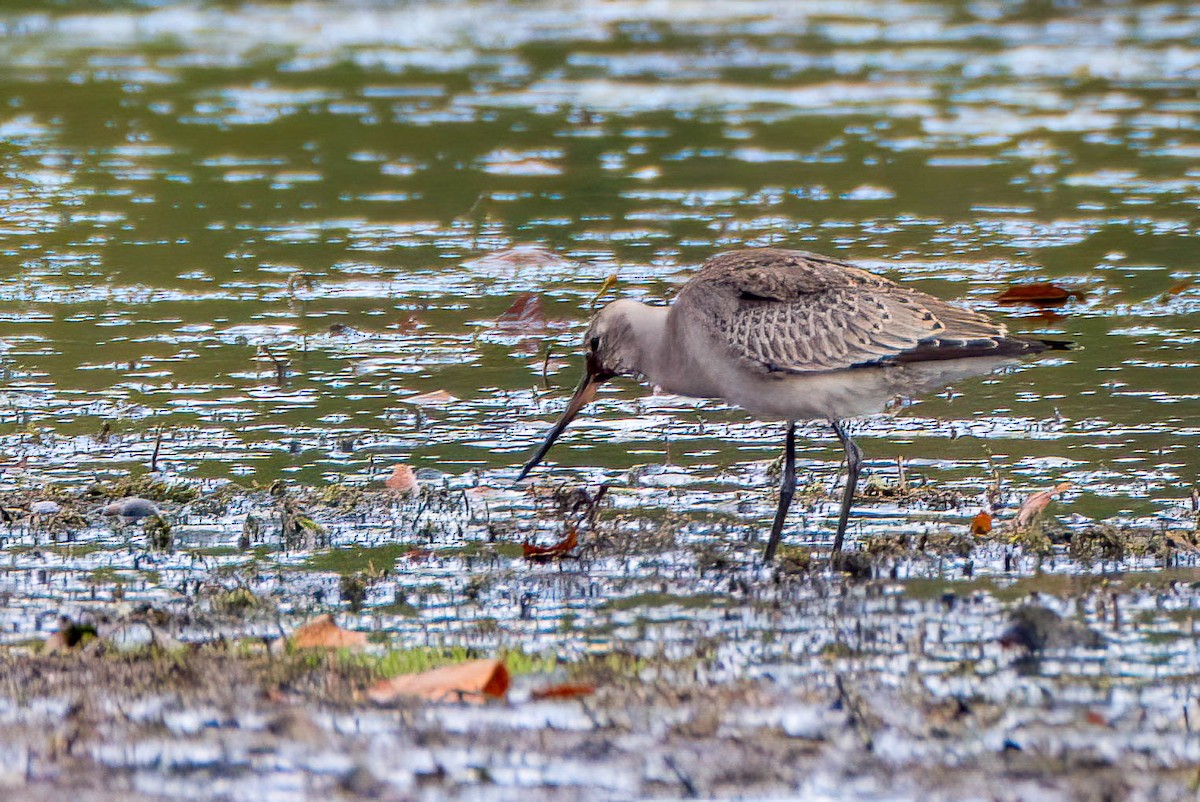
[996,283,1082,306]
[103,497,161,523]
[970,511,992,536]
[590,273,619,307]
[530,682,596,700]
[384,464,419,494]
[523,528,578,561]
[368,658,509,703]
[291,614,367,651]
[1013,482,1072,530]
[43,617,97,653]
[495,292,548,331]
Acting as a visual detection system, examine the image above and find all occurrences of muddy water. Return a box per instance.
[0,2,1198,799]
[0,0,1195,518]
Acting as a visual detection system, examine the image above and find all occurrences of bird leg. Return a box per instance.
[763,421,797,563]
[830,420,863,554]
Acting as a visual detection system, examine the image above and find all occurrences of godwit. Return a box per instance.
[517,248,1068,561]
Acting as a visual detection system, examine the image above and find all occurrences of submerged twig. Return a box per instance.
[259,345,290,386]
[149,425,163,473]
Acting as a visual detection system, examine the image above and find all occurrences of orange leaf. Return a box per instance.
[523,528,578,561]
[291,614,368,651]
[969,511,992,536]
[404,389,456,406]
[1013,482,1072,530]
[1165,278,1193,298]
[368,658,510,703]
[495,292,547,331]
[531,682,596,700]
[385,464,418,494]
[996,283,1081,306]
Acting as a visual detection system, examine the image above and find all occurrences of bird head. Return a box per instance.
[516,302,638,480]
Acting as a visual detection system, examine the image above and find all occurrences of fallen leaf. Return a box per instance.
[523,528,578,561]
[1013,482,1072,531]
[385,464,418,494]
[969,511,992,536]
[43,618,97,653]
[405,547,434,561]
[404,389,457,406]
[291,614,367,651]
[368,658,509,703]
[1164,278,1193,298]
[1084,710,1108,726]
[495,292,547,331]
[530,682,596,701]
[996,283,1081,306]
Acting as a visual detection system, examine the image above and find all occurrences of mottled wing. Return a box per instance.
[677,249,1007,373]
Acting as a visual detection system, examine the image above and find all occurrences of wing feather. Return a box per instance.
[673,249,1008,374]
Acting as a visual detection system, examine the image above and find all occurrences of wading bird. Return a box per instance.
[517,249,1068,561]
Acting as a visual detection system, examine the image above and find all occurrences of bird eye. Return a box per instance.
[589,336,601,351]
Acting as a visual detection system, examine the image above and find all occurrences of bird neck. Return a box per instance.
[615,301,671,385]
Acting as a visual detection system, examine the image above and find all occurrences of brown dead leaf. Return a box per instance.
[495,292,547,331]
[1164,278,1193,298]
[523,528,578,562]
[969,511,992,536]
[291,614,367,651]
[43,618,95,654]
[530,682,596,701]
[368,658,510,703]
[385,464,418,494]
[1013,482,1072,531]
[404,389,457,406]
[996,283,1081,306]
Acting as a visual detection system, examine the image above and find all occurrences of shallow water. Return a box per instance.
[0,2,1198,798]
[0,0,1196,523]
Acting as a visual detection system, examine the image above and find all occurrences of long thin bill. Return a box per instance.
[516,370,602,480]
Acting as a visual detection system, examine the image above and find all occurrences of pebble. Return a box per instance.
[102,497,161,522]
[29,500,61,515]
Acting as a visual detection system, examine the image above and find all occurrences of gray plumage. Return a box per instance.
[674,248,1013,374]
[520,247,1069,560]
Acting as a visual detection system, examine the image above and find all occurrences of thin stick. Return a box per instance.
[259,345,290,386]
[150,425,163,473]
[541,344,553,391]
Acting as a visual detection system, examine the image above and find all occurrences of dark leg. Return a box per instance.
[830,420,863,554]
[763,421,797,563]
